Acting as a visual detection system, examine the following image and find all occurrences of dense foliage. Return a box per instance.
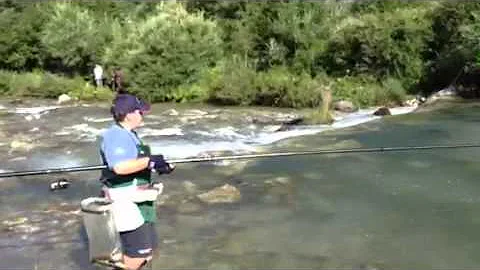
[1,0,480,107]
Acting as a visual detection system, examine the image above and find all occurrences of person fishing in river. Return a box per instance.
[99,93,175,270]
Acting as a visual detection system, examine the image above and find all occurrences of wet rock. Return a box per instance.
[424,86,459,105]
[177,201,204,214]
[164,108,179,116]
[264,177,295,206]
[57,94,72,104]
[251,115,304,128]
[184,109,208,116]
[334,100,357,113]
[197,184,241,204]
[265,176,291,186]
[402,98,420,107]
[263,125,282,133]
[208,262,237,270]
[2,217,29,227]
[11,224,43,233]
[353,264,382,270]
[283,117,304,125]
[9,99,23,105]
[157,194,181,209]
[215,160,250,176]
[44,203,80,214]
[275,117,305,132]
[9,140,35,152]
[182,181,197,194]
[373,107,391,116]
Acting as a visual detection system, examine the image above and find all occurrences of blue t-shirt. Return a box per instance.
[100,124,141,169]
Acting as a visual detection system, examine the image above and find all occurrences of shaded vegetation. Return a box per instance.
[1,1,480,106]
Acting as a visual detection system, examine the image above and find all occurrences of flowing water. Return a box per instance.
[1,99,480,269]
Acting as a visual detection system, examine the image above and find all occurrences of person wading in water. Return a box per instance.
[99,94,175,269]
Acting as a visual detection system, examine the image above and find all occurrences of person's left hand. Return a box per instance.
[149,155,172,173]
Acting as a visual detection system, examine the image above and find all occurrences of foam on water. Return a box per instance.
[149,140,257,160]
[42,105,417,162]
[139,127,184,137]
[12,106,64,115]
[83,117,112,123]
[148,106,417,160]
[55,124,106,141]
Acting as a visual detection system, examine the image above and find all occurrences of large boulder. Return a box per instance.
[57,94,72,104]
[333,100,357,113]
[274,117,304,132]
[373,107,391,116]
[424,86,458,105]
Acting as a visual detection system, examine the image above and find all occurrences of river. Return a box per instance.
[0,99,479,269]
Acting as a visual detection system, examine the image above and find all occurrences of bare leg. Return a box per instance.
[122,255,147,270]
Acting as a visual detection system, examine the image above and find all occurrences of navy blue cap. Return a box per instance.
[111,94,151,116]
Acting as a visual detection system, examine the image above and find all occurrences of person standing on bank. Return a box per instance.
[111,68,127,94]
[94,64,104,88]
[99,94,175,270]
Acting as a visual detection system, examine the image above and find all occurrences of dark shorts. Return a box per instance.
[119,222,158,258]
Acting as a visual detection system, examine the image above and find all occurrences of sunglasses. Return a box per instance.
[133,109,144,116]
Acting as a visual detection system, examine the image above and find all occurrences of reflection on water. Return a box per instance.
[1,101,480,269]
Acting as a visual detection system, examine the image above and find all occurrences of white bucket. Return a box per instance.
[80,197,122,262]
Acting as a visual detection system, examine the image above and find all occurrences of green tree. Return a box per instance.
[41,3,113,75]
[421,2,480,93]
[321,3,435,91]
[0,4,47,70]
[103,3,222,101]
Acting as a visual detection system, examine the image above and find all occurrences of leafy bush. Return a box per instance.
[420,2,480,93]
[254,67,324,108]
[41,3,112,74]
[378,77,406,105]
[206,58,257,105]
[322,4,434,91]
[103,2,223,102]
[0,5,47,70]
[68,84,113,101]
[331,75,379,107]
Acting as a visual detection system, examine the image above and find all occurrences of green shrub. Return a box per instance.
[170,84,208,103]
[0,70,10,94]
[255,68,324,108]
[321,4,434,90]
[7,71,43,96]
[378,77,406,105]
[0,70,113,101]
[68,84,113,101]
[0,5,47,70]
[331,75,379,107]
[206,58,257,105]
[41,3,112,74]
[103,2,223,102]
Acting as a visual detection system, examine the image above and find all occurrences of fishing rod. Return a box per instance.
[1,143,480,179]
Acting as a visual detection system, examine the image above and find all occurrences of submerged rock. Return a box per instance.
[177,201,204,214]
[264,177,295,206]
[197,184,241,204]
[182,181,198,194]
